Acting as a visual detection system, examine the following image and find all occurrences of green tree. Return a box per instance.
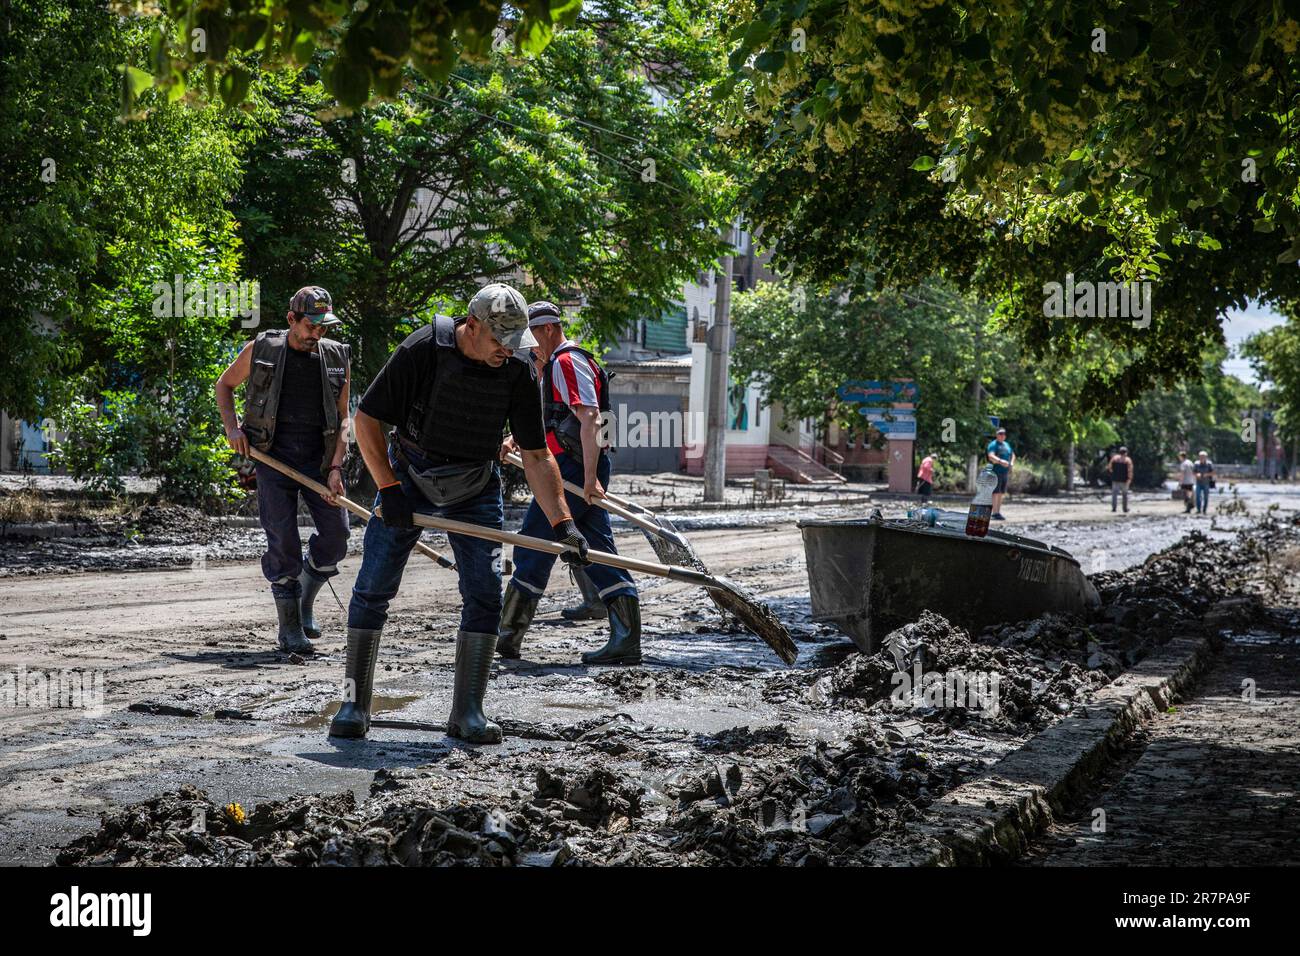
[233,13,734,381]
[729,279,988,449]
[718,1,1300,410]
[1243,316,1300,453]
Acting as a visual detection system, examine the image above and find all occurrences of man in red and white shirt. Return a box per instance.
[497,302,641,665]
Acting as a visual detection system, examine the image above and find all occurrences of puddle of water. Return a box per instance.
[299,694,419,729]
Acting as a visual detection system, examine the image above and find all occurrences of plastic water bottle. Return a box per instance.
[908,508,968,531]
[966,468,998,537]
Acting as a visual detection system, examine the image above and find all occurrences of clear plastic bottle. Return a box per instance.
[966,468,998,537]
[908,507,969,531]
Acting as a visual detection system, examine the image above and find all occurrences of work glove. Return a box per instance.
[378,482,414,530]
[553,518,591,566]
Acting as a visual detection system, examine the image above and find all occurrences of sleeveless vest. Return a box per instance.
[542,343,612,457]
[242,330,349,467]
[403,315,533,463]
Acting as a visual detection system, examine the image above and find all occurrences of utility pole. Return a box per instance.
[703,223,735,503]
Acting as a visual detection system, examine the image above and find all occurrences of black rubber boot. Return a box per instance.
[560,567,608,621]
[275,597,315,655]
[447,631,503,744]
[328,627,382,739]
[581,595,642,666]
[496,583,539,659]
[298,565,329,641]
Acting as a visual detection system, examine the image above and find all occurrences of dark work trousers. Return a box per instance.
[510,451,637,604]
[255,430,349,599]
[348,444,505,634]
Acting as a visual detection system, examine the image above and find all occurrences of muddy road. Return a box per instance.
[1,487,1295,865]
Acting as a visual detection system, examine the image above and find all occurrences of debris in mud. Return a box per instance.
[124,504,217,544]
[44,516,1300,868]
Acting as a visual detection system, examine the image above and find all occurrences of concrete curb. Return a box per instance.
[868,632,1219,866]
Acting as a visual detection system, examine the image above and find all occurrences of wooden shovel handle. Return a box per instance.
[247,448,456,570]
[503,452,668,538]
[385,504,720,590]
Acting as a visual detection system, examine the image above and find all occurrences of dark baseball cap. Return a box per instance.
[527,300,564,327]
[289,286,340,326]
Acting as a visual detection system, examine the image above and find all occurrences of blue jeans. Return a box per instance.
[348,445,504,634]
[255,431,348,599]
[1195,483,1210,513]
[510,451,636,603]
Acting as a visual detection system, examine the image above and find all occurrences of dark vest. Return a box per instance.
[242,330,349,467]
[403,315,533,463]
[542,343,611,456]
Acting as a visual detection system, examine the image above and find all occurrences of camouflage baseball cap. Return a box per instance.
[289,286,340,326]
[468,283,536,350]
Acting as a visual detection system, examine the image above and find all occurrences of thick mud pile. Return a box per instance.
[53,518,1299,866]
[1,504,277,576]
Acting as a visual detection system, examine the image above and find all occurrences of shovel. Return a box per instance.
[378,504,799,665]
[248,448,456,571]
[503,452,772,639]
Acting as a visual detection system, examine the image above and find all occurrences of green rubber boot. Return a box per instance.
[581,594,642,666]
[447,630,503,744]
[275,596,315,655]
[328,627,382,739]
[560,567,608,621]
[495,583,539,660]
[298,565,329,641]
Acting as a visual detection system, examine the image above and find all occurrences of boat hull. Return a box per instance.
[798,517,1100,653]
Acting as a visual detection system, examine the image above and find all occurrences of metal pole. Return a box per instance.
[703,223,734,503]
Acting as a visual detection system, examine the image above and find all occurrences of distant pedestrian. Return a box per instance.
[916,453,935,498]
[1177,451,1195,514]
[986,427,1015,520]
[1193,450,1215,515]
[1108,445,1133,513]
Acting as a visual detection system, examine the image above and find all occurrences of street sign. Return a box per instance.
[837,380,920,405]
[860,408,917,440]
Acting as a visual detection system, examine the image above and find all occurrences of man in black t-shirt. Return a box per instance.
[328,283,591,745]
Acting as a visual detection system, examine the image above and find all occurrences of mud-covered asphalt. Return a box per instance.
[2,485,1297,865]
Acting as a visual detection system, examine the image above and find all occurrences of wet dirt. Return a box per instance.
[17,498,1298,866]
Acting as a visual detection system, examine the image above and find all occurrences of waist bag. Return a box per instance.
[394,437,493,507]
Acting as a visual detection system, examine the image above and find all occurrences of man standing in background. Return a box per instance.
[215,287,351,656]
[1108,445,1134,514]
[986,427,1015,521]
[1177,451,1195,514]
[1193,450,1215,515]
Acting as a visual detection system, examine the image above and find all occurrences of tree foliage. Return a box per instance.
[719,0,1300,410]
[115,0,583,111]
[1243,316,1300,444]
[233,11,734,381]
[3,0,252,500]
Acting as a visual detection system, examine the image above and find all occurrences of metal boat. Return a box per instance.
[798,513,1100,653]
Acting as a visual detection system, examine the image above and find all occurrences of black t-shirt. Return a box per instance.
[358,322,546,452]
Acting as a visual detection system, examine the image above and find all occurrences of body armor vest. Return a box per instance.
[403,315,532,463]
[242,330,349,468]
[542,343,612,457]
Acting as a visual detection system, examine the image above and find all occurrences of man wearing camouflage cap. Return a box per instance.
[329,282,591,744]
[216,286,352,656]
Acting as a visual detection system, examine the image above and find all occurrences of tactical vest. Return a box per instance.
[403,315,533,463]
[542,343,612,457]
[242,330,349,468]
